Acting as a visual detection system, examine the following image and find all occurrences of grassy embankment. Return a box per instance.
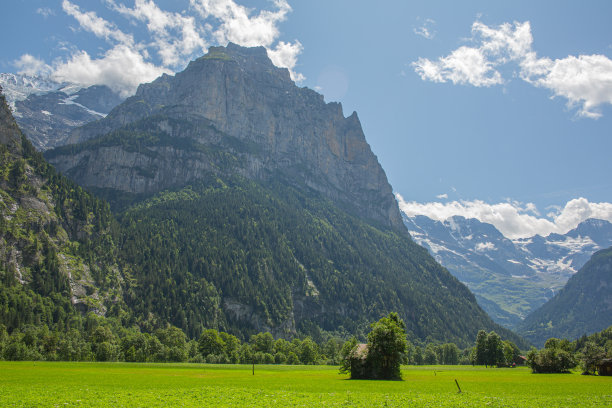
[0,362,610,407]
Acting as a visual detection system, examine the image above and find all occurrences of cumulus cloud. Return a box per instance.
[414,46,502,87]
[14,54,52,77]
[413,20,612,118]
[62,0,134,46]
[192,0,290,46]
[52,46,170,97]
[268,40,305,81]
[396,194,612,239]
[109,0,207,67]
[191,0,303,81]
[16,0,303,96]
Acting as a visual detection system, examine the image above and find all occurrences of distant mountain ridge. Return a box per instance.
[517,246,612,346]
[403,213,612,328]
[0,73,124,150]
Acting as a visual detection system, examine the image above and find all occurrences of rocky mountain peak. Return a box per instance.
[197,43,289,79]
[48,44,405,231]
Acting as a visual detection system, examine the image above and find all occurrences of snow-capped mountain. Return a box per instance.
[0,73,123,150]
[0,73,63,108]
[403,214,612,328]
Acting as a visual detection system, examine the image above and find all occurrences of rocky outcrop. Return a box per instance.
[52,43,404,231]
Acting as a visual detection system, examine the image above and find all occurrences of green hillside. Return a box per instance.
[0,89,124,334]
[518,247,612,346]
[117,174,524,347]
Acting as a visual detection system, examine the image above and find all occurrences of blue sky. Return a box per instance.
[2,0,612,238]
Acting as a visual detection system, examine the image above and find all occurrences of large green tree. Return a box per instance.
[485,331,505,367]
[475,330,487,365]
[365,312,408,379]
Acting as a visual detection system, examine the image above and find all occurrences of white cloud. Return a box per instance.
[526,54,612,119]
[37,8,55,18]
[16,0,303,97]
[109,0,208,67]
[62,0,134,46]
[191,0,290,47]
[413,20,612,118]
[191,0,303,81]
[414,46,503,87]
[267,40,305,82]
[414,18,436,40]
[396,194,612,239]
[14,54,52,77]
[52,46,170,98]
[436,193,448,199]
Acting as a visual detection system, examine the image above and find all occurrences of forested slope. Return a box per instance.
[117,175,525,347]
[0,88,124,334]
[518,247,612,346]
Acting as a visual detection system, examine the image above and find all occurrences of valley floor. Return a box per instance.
[0,362,609,407]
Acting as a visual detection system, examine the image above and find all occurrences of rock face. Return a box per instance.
[51,43,403,231]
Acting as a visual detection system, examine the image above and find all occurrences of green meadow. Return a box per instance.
[0,362,610,407]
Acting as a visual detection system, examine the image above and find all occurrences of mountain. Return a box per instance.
[0,74,62,107]
[48,43,403,231]
[0,85,123,332]
[0,73,124,150]
[404,214,612,328]
[517,247,612,346]
[42,44,523,347]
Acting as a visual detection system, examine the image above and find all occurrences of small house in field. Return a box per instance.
[348,343,369,379]
[597,358,612,376]
[516,355,527,366]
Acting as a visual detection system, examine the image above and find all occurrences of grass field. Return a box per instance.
[0,362,610,407]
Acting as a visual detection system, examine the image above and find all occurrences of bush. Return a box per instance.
[527,344,576,373]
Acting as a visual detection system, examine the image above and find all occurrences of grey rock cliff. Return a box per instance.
[50,44,404,231]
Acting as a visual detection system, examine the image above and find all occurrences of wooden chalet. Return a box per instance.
[348,343,369,379]
[597,358,612,376]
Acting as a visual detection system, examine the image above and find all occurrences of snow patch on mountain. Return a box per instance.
[475,242,496,252]
[0,73,64,107]
[59,95,106,118]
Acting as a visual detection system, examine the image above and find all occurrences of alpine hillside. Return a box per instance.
[0,86,125,332]
[517,246,612,347]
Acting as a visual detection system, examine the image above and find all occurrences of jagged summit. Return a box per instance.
[198,43,291,80]
[50,43,405,231]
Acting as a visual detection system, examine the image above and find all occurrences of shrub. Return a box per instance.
[527,342,576,374]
